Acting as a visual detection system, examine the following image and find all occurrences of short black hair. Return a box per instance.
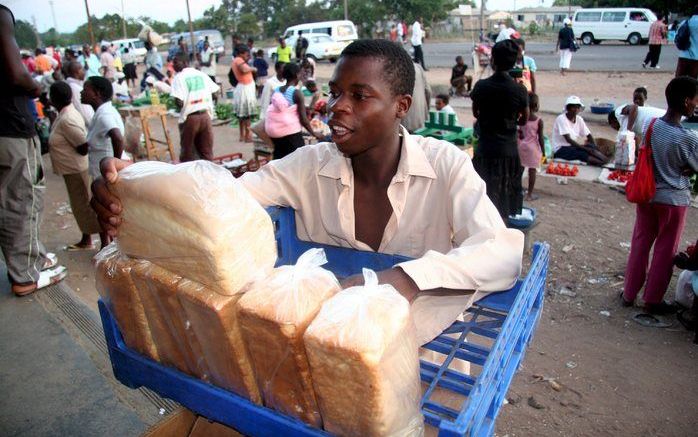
[513,38,526,49]
[282,62,300,81]
[436,94,449,104]
[256,49,264,56]
[340,39,414,96]
[66,61,82,78]
[492,39,520,71]
[236,44,249,55]
[49,81,72,108]
[665,76,698,110]
[633,86,648,98]
[529,93,539,111]
[85,76,113,102]
[455,55,463,63]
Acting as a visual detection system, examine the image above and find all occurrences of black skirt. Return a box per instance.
[271,132,305,160]
[124,63,137,80]
[472,155,524,219]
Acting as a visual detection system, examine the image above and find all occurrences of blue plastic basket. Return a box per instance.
[99,207,549,436]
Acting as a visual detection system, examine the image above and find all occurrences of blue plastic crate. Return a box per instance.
[99,206,549,436]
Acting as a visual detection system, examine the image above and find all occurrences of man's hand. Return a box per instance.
[90,157,131,237]
[339,267,420,303]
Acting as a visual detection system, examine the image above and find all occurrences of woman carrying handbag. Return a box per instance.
[622,77,698,320]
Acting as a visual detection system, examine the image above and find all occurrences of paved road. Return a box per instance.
[422,41,679,72]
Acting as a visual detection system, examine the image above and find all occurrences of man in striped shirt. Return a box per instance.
[642,13,667,69]
[623,76,698,316]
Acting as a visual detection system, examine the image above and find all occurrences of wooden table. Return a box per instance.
[117,104,176,162]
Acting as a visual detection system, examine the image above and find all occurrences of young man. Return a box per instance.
[170,55,219,162]
[276,38,292,63]
[435,94,459,124]
[81,44,101,78]
[552,96,608,166]
[81,76,125,181]
[0,5,66,296]
[99,44,116,80]
[411,17,427,71]
[91,39,523,349]
[450,55,472,97]
[623,76,698,316]
[199,39,218,85]
[64,61,94,125]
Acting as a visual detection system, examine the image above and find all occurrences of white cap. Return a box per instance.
[565,95,584,108]
[563,17,571,26]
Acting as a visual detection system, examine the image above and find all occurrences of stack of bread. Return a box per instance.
[95,161,424,435]
[238,248,340,427]
[95,161,277,403]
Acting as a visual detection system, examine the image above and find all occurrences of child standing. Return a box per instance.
[518,94,544,201]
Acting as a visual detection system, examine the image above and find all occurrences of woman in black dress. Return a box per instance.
[470,40,529,220]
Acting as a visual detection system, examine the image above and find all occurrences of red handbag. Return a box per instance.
[625,118,657,203]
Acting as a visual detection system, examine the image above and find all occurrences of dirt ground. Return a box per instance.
[37,64,698,435]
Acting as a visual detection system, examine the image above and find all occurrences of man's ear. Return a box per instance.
[396,94,412,119]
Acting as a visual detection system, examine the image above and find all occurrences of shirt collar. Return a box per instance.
[95,101,113,115]
[318,125,437,184]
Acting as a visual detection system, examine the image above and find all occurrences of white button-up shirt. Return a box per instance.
[411,21,423,46]
[240,127,524,344]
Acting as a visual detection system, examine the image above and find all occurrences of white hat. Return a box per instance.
[565,95,584,108]
[563,17,572,26]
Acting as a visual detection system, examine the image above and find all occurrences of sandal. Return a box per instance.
[631,313,672,328]
[12,265,68,297]
[65,243,95,251]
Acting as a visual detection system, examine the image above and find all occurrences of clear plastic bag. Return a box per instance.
[238,248,340,426]
[304,269,424,437]
[94,242,159,361]
[109,160,277,296]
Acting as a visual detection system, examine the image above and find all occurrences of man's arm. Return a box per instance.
[108,128,125,158]
[627,104,639,132]
[0,10,40,97]
[562,133,583,148]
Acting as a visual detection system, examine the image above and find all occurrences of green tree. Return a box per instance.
[14,19,39,49]
[237,13,261,37]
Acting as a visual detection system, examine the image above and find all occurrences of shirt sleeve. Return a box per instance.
[205,74,219,94]
[238,146,313,209]
[555,116,574,136]
[170,75,187,101]
[396,150,524,292]
[526,57,537,72]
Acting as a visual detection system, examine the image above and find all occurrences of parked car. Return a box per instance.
[281,20,358,43]
[572,8,657,45]
[111,38,147,62]
[170,29,225,60]
[267,33,347,62]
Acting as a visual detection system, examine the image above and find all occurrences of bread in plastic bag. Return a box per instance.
[109,160,277,296]
[94,242,159,361]
[177,278,262,404]
[130,260,209,377]
[238,248,340,426]
[304,269,424,437]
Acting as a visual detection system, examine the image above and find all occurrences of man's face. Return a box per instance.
[435,98,446,111]
[80,82,99,106]
[327,56,410,156]
[173,57,185,72]
[633,91,646,106]
[684,93,698,117]
[280,40,286,48]
[83,45,90,55]
[566,104,582,117]
[74,64,85,80]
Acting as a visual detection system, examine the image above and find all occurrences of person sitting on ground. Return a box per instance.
[552,96,609,166]
[622,76,698,319]
[434,94,459,124]
[80,76,125,184]
[450,55,472,97]
[91,38,524,358]
[170,55,219,162]
[517,93,544,201]
[48,81,103,250]
[513,38,537,94]
[264,62,323,159]
[608,87,665,140]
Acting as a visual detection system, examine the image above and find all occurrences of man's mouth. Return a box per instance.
[329,122,354,141]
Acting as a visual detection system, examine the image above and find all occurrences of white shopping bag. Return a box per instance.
[614,130,636,167]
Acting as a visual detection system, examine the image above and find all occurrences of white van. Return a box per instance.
[282,20,358,43]
[572,8,657,45]
[111,38,147,62]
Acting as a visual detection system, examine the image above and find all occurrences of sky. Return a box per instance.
[6,0,555,33]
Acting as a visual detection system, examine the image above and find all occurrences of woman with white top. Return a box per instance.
[552,96,608,166]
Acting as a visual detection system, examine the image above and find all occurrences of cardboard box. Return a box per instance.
[142,408,242,437]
